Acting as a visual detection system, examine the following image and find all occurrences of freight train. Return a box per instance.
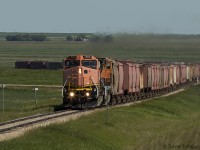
[62,55,200,108]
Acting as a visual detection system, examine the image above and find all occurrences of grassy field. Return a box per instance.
[0,86,62,122]
[1,33,200,85]
[1,34,200,68]
[1,85,200,149]
[0,33,200,137]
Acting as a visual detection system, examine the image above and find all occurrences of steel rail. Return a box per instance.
[0,110,81,134]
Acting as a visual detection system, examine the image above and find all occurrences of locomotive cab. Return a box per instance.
[62,55,99,108]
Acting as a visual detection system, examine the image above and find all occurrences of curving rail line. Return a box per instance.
[0,110,80,134]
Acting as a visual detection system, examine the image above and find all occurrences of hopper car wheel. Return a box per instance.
[111,97,116,105]
[133,96,137,101]
[117,96,121,104]
[122,96,126,103]
[126,95,130,102]
[130,94,134,101]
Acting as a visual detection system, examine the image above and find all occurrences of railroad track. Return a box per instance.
[0,110,80,135]
[0,82,195,141]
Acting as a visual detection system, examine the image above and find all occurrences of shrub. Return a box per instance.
[31,35,47,41]
[89,33,113,42]
[6,34,47,41]
[66,35,73,41]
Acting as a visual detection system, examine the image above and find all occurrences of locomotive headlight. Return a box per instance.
[86,92,90,97]
[78,68,82,74]
[69,92,74,97]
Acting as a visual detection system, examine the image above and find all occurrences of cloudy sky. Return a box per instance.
[0,0,200,34]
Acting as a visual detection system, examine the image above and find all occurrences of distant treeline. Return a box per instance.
[89,33,113,42]
[6,34,47,41]
[66,33,113,42]
[5,33,113,42]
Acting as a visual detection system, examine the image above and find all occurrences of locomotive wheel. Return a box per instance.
[111,97,116,105]
[107,94,111,105]
[122,96,126,102]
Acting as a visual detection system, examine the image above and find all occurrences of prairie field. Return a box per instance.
[0,33,200,149]
[1,34,200,68]
[1,33,200,119]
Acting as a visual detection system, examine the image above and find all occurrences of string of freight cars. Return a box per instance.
[15,61,62,70]
[62,55,200,109]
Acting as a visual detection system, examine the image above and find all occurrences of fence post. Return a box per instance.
[33,88,39,108]
[1,84,5,116]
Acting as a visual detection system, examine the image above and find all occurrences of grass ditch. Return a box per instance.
[0,85,200,149]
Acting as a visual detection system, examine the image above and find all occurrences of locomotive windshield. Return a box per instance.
[65,60,80,68]
[82,60,97,69]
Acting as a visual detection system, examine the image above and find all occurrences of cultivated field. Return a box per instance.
[0,33,200,148]
[1,34,200,68]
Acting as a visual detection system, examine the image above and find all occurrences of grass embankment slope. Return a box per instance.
[1,85,200,150]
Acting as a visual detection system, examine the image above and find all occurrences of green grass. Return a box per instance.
[1,33,200,121]
[0,68,62,85]
[0,87,62,122]
[1,85,200,149]
[0,33,200,148]
[1,34,200,84]
[1,34,200,68]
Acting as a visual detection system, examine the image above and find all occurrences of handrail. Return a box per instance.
[90,76,99,98]
[63,76,71,89]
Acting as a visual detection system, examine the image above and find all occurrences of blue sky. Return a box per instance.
[0,0,200,34]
